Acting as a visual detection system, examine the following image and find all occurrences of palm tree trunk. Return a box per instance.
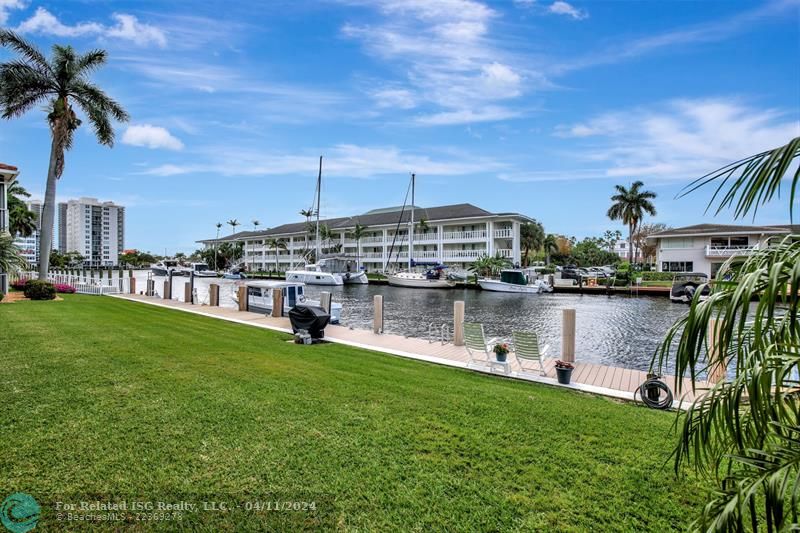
[628,222,634,263]
[38,133,61,280]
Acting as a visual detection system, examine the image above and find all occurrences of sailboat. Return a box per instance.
[387,174,455,289]
[285,157,369,286]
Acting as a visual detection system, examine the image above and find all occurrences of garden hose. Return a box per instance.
[635,374,673,410]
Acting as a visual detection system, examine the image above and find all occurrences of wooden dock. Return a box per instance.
[110,293,706,407]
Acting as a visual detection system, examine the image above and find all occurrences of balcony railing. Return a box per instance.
[442,249,486,259]
[494,228,513,238]
[442,230,487,241]
[412,233,438,242]
[496,249,513,258]
[705,245,758,257]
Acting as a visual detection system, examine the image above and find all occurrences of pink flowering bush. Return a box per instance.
[54,283,76,294]
[10,279,29,290]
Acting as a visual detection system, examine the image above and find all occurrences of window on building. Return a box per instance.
[662,237,694,249]
[729,236,749,248]
[662,261,694,272]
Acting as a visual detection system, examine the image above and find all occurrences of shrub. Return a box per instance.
[23,280,56,300]
[0,292,3,302]
[53,283,76,294]
[10,279,28,291]
[640,271,675,281]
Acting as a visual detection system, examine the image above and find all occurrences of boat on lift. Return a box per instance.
[150,259,180,277]
[478,268,552,294]
[670,272,711,303]
[176,262,218,277]
[235,280,343,323]
[387,174,455,289]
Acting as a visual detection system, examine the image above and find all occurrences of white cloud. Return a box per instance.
[553,98,800,181]
[548,1,587,20]
[415,106,519,126]
[141,143,505,178]
[370,88,417,109]
[15,8,166,47]
[106,14,167,47]
[122,125,184,151]
[0,0,26,25]
[342,0,533,125]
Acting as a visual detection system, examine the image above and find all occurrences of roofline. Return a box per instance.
[197,212,531,243]
[647,228,791,240]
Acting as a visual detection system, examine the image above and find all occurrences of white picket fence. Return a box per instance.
[14,271,132,296]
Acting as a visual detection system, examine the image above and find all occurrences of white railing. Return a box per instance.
[442,230,487,241]
[494,228,513,238]
[705,245,758,257]
[14,271,124,295]
[496,249,513,258]
[360,236,385,244]
[441,249,486,259]
[412,233,437,242]
[413,250,439,259]
[361,252,384,260]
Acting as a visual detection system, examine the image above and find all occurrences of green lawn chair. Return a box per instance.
[463,322,509,374]
[512,330,549,376]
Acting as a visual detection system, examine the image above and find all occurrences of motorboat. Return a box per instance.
[479,269,552,294]
[223,266,247,280]
[150,260,180,277]
[235,280,342,323]
[177,262,217,277]
[670,272,711,303]
[285,257,368,286]
[388,264,456,289]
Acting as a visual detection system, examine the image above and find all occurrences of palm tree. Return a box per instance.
[654,136,800,530]
[351,223,369,270]
[0,31,129,280]
[469,252,510,278]
[214,222,222,271]
[227,219,240,235]
[299,208,313,221]
[7,182,37,237]
[265,238,287,274]
[542,234,558,265]
[606,181,657,263]
[251,220,260,272]
[0,233,27,281]
[520,220,545,267]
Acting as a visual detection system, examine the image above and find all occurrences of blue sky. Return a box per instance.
[1,0,798,254]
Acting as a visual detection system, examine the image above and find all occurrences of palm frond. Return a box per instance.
[70,80,129,123]
[678,137,800,221]
[73,49,107,75]
[0,30,52,74]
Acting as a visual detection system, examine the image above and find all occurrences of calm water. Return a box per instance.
[128,271,687,373]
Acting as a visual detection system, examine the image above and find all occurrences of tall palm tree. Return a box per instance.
[214,222,222,271]
[299,208,313,221]
[351,223,369,269]
[265,238,287,273]
[655,136,800,531]
[520,220,545,267]
[251,220,260,271]
[227,219,240,235]
[542,234,558,265]
[7,182,37,237]
[606,181,657,263]
[0,31,129,280]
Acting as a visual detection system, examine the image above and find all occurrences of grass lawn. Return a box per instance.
[0,295,707,531]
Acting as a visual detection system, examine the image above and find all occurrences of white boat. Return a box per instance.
[388,267,456,289]
[150,260,180,277]
[479,269,552,294]
[177,262,217,277]
[285,257,368,286]
[236,280,342,323]
[670,272,711,303]
[386,174,455,290]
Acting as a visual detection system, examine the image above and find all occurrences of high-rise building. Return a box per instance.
[13,200,42,266]
[58,197,125,267]
[0,162,20,293]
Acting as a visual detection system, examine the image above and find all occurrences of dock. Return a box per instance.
[110,293,706,408]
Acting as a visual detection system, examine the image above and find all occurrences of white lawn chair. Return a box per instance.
[463,322,510,374]
[512,330,550,376]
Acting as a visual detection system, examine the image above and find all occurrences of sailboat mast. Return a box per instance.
[409,173,415,270]
[316,156,322,261]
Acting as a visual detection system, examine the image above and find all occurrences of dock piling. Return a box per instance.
[163,280,171,300]
[184,282,192,304]
[454,300,465,346]
[237,285,248,312]
[271,288,283,317]
[209,283,219,306]
[129,277,136,295]
[146,279,154,297]
[562,309,576,362]
[373,295,383,334]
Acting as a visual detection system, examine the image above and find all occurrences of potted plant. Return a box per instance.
[492,342,510,363]
[554,360,575,384]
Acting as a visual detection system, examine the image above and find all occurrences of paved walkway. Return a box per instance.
[110,293,707,408]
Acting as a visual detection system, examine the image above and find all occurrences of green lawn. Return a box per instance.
[0,295,707,531]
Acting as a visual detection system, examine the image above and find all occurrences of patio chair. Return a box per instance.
[463,322,510,374]
[512,330,550,376]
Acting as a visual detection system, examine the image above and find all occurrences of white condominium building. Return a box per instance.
[58,197,125,267]
[13,200,43,266]
[200,203,535,271]
[647,223,798,277]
